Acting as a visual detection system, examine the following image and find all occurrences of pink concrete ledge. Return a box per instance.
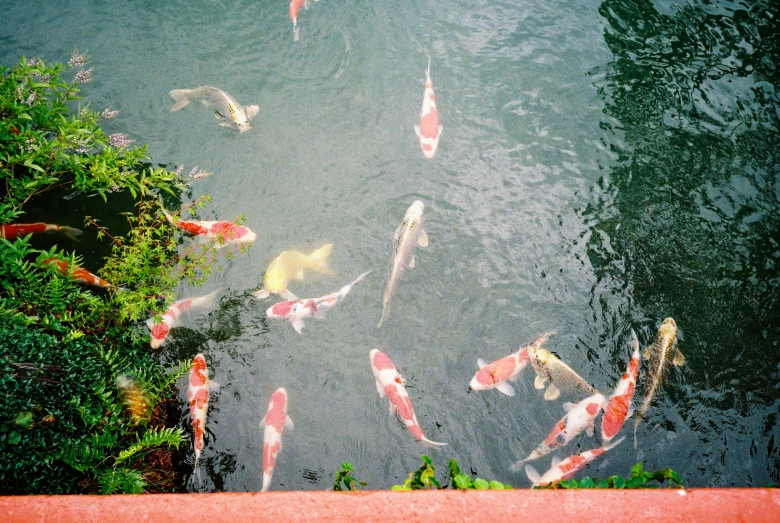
[3,489,778,523]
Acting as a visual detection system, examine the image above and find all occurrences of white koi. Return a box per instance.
[146,290,220,349]
[266,271,370,334]
[512,392,606,468]
[261,387,293,493]
[188,353,218,479]
[370,349,446,447]
[524,437,625,488]
[414,59,443,158]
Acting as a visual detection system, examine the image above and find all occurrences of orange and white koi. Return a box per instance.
[370,349,446,447]
[42,257,114,289]
[512,392,606,468]
[162,209,256,248]
[414,59,443,159]
[524,436,625,487]
[469,332,552,396]
[601,330,640,444]
[146,290,220,349]
[189,354,218,474]
[266,271,370,334]
[1,223,82,241]
[289,0,310,42]
[261,387,293,492]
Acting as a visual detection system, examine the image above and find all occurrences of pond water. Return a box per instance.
[2,0,778,490]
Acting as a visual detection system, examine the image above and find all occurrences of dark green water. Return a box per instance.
[2,0,777,489]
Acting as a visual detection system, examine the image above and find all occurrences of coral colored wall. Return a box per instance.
[3,489,778,523]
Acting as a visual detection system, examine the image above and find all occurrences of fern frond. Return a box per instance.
[114,427,185,465]
[97,467,146,494]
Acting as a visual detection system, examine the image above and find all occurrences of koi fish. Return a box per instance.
[261,387,293,493]
[189,354,218,474]
[289,0,306,41]
[169,86,259,132]
[414,59,443,159]
[524,437,625,487]
[634,318,685,448]
[0,223,82,241]
[601,330,640,444]
[251,243,333,301]
[370,349,446,446]
[42,257,115,289]
[146,290,220,349]
[266,271,370,334]
[116,375,150,425]
[378,201,428,328]
[512,392,606,468]
[469,332,553,396]
[528,346,597,401]
[161,208,257,248]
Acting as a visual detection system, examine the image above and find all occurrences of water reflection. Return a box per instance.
[586,0,779,485]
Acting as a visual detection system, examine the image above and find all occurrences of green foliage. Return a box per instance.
[0,57,182,223]
[97,468,146,495]
[0,327,187,494]
[333,462,367,491]
[536,462,684,489]
[391,456,512,491]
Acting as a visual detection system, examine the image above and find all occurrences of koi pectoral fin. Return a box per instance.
[290,319,305,334]
[418,229,428,248]
[534,375,546,390]
[496,382,516,396]
[673,348,686,366]
[543,384,560,401]
[414,125,421,138]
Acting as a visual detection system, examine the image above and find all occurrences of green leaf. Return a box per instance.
[14,411,34,429]
[420,455,433,466]
[8,431,22,445]
[473,478,489,490]
[489,480,504,490]
[579,477,596,489]
[612,476,626,489]
[454,474,471,490]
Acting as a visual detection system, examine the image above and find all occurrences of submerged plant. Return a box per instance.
[391,455,512,491]
[535,462,684,489]
[333,462,367,491]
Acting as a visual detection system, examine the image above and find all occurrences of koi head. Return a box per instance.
[658,317,677,341]
[264,268,288,294]
[404,200,425,222]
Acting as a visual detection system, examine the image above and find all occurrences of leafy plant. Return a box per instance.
[333,462,367,491]
[391,455,512,491]
[536,462,684,489]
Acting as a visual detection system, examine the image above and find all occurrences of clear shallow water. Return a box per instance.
[2,0,777,490]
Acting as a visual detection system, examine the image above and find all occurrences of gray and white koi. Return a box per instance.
[634,317,685,448]
[378,200,428,328]
[169,86,259,132]
[528,346,597,401]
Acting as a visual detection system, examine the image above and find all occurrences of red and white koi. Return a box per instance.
[289,0,307,42]
[261,387,293,493]
[414,59,443,159]
[1,222,82,241]
[524,436,625,488]
[469,332,552,396]
[601,330,640,444]
[266,271,370,334]
[512,392,606,468]
[370,349,446,447]
[188,354,218,475]
[162,209,257,248]
[42,257,114,289]
[146,290,220,349]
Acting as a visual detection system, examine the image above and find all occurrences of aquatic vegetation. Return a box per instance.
[536,462,683,490]
[333,462,367,491]
[391,455,512,491]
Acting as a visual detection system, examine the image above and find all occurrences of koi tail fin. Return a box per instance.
[524,464,541,487]
[633,412,644,449]
[261,472,272,493]
[293,20,299,42]
[192,289,221,309]
[305,243,333,275]
[426,57,431,82]
[53,226,83,241]
[604,435,626,452]
[350,270,372,287]
[169,89,195,111]
[510,455,533,472]
[421,435,447,448]
[378,303,390,328]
